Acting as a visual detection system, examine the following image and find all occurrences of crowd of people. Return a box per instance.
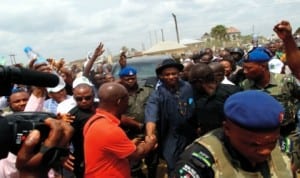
[0,20,300,178]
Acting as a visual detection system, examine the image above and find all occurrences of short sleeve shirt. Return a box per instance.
[83,109,136,178]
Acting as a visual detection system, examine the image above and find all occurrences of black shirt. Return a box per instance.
[68,105,95,177]
[194,84,240,135]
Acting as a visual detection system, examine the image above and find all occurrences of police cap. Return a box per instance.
[224,90,284,131]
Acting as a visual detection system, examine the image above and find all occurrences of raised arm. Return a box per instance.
[83,42,105,77]
[274,20,300,80]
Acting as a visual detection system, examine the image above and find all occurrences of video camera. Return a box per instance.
[0,65,60,159]
[0,65,59,95]
[0,112,55,159]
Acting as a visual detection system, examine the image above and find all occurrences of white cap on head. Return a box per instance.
[47,76,66,93]
[72,76,93,89]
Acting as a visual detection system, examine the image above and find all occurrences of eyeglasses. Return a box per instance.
[74,95,93,102]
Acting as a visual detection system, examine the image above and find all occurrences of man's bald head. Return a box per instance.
[98,82,128,104]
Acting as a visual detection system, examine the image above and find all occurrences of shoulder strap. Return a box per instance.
[271,144,293,178]
[195,130,237,178]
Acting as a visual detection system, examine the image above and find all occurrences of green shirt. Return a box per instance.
[125,86,153,123]
[240,72,298,126]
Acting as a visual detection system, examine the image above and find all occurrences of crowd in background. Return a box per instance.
[1,20,300,178]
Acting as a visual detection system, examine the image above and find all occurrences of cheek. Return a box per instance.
[11,103,18,108]
[244,67,257,75]
[228,136,248,152]
[230,138,255,158]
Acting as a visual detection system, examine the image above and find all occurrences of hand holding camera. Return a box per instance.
[16,117,73,177]
[0,112,74,177]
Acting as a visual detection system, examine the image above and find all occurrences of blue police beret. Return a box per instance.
[224,90,284,130]
[118,66,137,77]
[245,47,272,62]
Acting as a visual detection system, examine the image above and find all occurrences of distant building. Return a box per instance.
[143,41,188,56]
[180,39,204,52]
[226,27,241,40]
[201,32,211,42]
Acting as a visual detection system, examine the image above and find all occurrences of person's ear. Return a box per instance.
[158,74,163,80]
[117,98,121,105]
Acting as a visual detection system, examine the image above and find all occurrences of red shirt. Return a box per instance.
[83,109,136,178]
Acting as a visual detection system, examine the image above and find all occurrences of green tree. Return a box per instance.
[294,27,300,36]
[240,34,253,44]
[210,25,227,41]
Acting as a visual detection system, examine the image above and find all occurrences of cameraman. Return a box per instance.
[16,117,73,177]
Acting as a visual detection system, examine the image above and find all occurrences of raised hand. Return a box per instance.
[273,20,293,41]
[91,42,105,60]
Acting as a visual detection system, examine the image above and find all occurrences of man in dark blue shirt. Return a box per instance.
[145,59,196,175]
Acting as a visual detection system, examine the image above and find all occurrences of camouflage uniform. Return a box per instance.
[240,72,300,174]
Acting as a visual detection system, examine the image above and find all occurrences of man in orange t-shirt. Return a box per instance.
[84,83,156,178]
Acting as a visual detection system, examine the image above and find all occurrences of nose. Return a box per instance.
[19,100,27,106]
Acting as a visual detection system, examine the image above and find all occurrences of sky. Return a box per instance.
[0,0,300,64]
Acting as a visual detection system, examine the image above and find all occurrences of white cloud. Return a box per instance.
[0,0,300,64]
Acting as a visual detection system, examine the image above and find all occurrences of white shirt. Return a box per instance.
[0,152,19,178]
[221,76,235,85]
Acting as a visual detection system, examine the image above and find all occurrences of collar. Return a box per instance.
[95,108,120,125]
[160,79,185,92]
[136,87,144,93]
[247,72,277,89]
[268,73,279,86]
[130,86,144,94]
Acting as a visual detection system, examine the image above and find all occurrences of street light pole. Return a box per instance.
[172,13,180,43]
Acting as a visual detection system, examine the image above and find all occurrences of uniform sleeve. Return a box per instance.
[172,142,215,178]
[144,90,160,123]
[288,75,300,99]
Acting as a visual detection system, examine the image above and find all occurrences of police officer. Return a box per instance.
[118,66,156,178]
[172,90,293,178]
[240,47,300,174]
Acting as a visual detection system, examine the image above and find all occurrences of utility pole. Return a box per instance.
[172,13,180,43]
[154,30,158,43]
[9,54,16,64]
[149,31,153,47]
[161,28,165,41]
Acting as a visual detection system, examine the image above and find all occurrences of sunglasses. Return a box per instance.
[74,95,93,102]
